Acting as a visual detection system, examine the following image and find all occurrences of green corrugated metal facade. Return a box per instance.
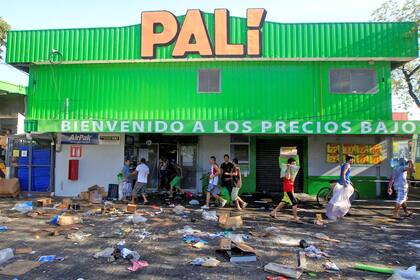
[6,12,418,197]
[27,60,392,121]
[6,14,418,63]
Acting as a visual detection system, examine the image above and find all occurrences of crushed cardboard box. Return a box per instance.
[57,215,81,226]
[0,178,20,196]
[36,198,52,207]
[218,212,243,229]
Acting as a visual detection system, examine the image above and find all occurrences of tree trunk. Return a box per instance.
[401,65,420,109]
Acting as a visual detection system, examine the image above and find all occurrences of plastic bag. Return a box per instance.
[11,201,33,214]
[121,248,140,261]
[202,211,218,221]
[388,266,420,280]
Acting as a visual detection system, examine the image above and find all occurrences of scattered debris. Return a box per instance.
[218,212,243,229]
[407,240,420,249]
[127,204,137,213]
[11,201,33,214]
[191,257,220,267]
[173,205,186,215]
[388,266,419,280]
[36,197,53,207]
[38,255,64,263]
[15,247,33,254]
[128,260,149,272]
[354,263,394,274]
[0,248,14,264]
[189,200,200,205]
[0,226,7,232]
[202,210,218,221]
[0,260,41,276]
[57,215,82,226]
[324,261,340,272]
[66,231,92,242]
[297,251,307,269]
[314,233,340,243]
[93,248,114,259]
[264,263,303,279]
[304,245,327,259]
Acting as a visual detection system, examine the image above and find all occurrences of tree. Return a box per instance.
[371,0,420,110]
[0,17,10,61]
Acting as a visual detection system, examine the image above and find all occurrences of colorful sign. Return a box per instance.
[37,120,420,135]
[326,143,384,165]
[141,9,266,58]
[60,133,99,144]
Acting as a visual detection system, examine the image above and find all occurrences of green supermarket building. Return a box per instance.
[5,9,419,198]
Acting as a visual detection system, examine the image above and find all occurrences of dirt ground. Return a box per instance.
[0,193,418,280]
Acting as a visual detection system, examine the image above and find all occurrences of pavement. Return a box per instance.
[0,193,419,280]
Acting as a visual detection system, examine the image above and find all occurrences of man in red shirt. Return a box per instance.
[270,158,299,222]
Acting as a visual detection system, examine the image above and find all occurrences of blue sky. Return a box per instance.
[1,0,386,30]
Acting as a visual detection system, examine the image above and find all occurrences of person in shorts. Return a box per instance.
[130,158,149,205]
[121,159,132,201]
[270,158,300,222]
[229,158,248,211]
[201,156,227,209]
[169,159,184,198]
[388,159,415,219]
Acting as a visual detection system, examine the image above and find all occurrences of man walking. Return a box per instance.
[270,158,300,222]
[388,159,415,219]
[220,154,234,195]
[131,158,150,205]
[201,156,227,209]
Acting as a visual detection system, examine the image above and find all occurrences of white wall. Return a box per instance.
[196,135,230,192]
[54,135,124,197]
[308,135,392,177]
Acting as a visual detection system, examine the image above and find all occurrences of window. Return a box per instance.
[230,135,250,172]
[329,69,378,94]
[198,69,221,93]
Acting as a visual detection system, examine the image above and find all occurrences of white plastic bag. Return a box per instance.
[388,266,420,280]
[202,210,218,221]
[326,183,354,221]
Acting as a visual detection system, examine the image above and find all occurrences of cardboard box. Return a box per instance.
[98,187,107,198]
[36,198,52,207]
[89,189,102,204]
[62,198,72,207]
[219,238,232,250]
[80,191,90,201]
[0,178,20,195]
[218,213,243,229]
[127,204,137,213]
[57,215,81,226]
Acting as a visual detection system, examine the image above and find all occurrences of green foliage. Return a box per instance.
[0,17,11,60]
[372,0,420,111]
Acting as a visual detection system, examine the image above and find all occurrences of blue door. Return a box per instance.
[17,146,51,192]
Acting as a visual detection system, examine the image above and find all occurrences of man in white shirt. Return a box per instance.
[130,158,150,205]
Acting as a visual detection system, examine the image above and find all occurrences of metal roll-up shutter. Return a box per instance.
[256,138,304,194]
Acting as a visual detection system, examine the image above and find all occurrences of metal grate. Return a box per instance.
[198,69,221,93]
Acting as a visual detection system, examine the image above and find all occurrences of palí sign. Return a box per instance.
[141,9,266,58]
[37,120,420,135]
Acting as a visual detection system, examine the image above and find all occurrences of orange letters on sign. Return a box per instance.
[246,8,266,56]
[172,10,213,57]
[141,11,179,58]
[141,9,266,58]
[214,9,245,56]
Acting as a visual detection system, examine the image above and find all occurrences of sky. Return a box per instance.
[0,0,418,119]
[1,0,387,30]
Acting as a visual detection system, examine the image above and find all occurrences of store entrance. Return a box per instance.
[256,137,305,194]
[124,134,198,190]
